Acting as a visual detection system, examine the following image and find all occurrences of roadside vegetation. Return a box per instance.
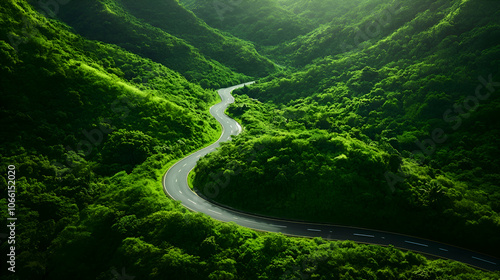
[1,0,499,279]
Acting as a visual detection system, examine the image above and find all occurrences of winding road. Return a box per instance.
[163,83,500,272]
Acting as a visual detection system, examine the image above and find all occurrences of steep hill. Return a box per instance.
[0,0,219,276]
[277,0,366,25]
[180,0,315,46]
[1,0,500,279]
[119,0,276,76]
[31,0,275,88]
[193,0,500,257]
[273,0,432,65]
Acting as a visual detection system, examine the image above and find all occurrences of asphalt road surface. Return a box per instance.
[163,83,500,272]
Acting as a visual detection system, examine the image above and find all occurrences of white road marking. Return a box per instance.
[271,224,287,228]
[233,217,239,220]
[208,209,222,215]
[175,179,178,183]
[178,169,181,173]
[307,229,321,232]
[187,199,196,205]
[197,155,201,158]
[353,233,375,238]
[244,219,257,223]
[439,248,448,252]
[472,256,497,265]
[183,163,187,167]
[179,190,182,194]
[405,241,429,247]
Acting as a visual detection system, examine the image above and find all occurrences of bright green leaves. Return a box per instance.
[101,129,158,172]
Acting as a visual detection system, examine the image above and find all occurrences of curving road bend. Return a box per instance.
[163,83,500,272]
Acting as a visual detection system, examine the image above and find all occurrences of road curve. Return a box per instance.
[163,83,500,272]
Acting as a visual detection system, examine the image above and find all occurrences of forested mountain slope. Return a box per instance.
[119,0,276,77]
[1,0,221,173]
[1,0,500,279]
[181,0,408,66]
[192,0,500,257]
[274,0,450,65]
[180,0,315,46]
[31,0,275,88]
[277,0,366,25]
[0,0,218,277]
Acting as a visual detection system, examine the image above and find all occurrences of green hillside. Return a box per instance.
[272,0,444,65]
[192,0,500,257]
[1,0,500,279]
[33,0,275,88]
[180,0,316,46]
[277,0,366,25]
[119,0,276,77]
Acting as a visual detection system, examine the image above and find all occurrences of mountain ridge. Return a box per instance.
[1,0,500,278]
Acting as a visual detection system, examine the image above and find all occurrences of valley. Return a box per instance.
[1,0,499,279]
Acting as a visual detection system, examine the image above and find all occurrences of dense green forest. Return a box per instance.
[33,0,275,88]
[192,0,500,258]
[1,0,499,279]
[180,0,316,46]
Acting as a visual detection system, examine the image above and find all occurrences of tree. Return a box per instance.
[101,129,158,168]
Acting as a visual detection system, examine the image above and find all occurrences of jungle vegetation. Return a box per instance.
[1,0,499,279]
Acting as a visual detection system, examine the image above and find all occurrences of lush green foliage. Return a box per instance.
[120,0,276,77]
[195,95,500,257]
[1,0,499,279]
[277,0,367,25]
[180,0,316,46]
[192,0,500,257]
[38,0,275,88]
